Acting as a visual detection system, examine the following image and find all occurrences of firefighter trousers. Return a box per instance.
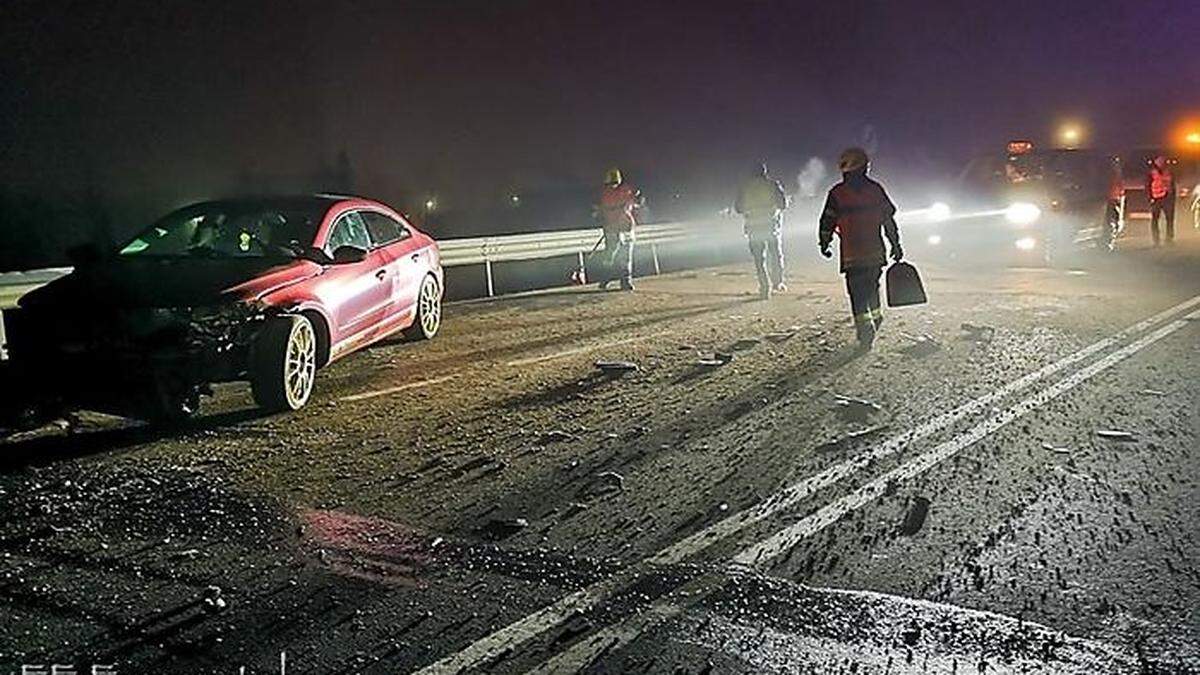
[747,231,784,292]
[1150,197,1175,245]
[601,230,634,284]
[845,265,884,342]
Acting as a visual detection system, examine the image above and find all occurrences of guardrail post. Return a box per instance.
[484,259,495,297]
[0,309,8,361]
[650,242,661,275]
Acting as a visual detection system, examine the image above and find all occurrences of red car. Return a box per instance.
[3,195,442,423]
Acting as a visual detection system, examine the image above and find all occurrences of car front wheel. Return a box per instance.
[251,314,317,412]
[406,274,442,341]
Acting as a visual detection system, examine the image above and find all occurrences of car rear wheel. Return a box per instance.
[406,274,442,341]
[251,314,317,412]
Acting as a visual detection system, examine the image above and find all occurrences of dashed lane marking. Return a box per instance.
[413,294,1200,674]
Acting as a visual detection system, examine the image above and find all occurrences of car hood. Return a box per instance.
[19,256,321,310]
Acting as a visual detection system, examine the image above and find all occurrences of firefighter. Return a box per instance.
[818,147,903,349]
[1146,155,1177,246]
[596,168,642,290]
[735,162,788,299]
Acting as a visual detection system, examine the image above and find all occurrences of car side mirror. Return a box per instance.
[331,245,368,264]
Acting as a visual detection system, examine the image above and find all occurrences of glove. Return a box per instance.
[891,244,904,262]
[820,244,832,259]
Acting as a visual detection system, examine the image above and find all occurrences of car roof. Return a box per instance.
[179,194,393,213]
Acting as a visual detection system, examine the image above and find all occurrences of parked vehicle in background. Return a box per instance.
[927,143,1123,263]
[1,195,442,426]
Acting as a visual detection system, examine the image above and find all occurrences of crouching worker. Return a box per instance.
[818,147,903,349]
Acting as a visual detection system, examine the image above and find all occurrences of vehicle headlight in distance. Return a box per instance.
[1014,237,1038,251]
[929,202,951,222]
[927,234,943,245]
[1005,202,1041,225]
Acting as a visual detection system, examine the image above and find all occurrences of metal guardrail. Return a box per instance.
[437,221,706,295]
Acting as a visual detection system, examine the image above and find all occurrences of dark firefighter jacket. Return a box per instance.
[818,172,900,272]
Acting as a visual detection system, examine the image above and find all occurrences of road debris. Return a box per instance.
[763,330,798,343]
[1137,389,1167,397]
[595,360,638,375]
[202,585,227,614]
[729,338,761,351]
[540,429,578,444]
[1041,442,1071,454]
[960,322,997,342]
[833,395,882,423]
[1096,430,1137,442]
[815,424,889,452]
[479,517,529,540]
[582,471,626,498]
[899,496,931,536]
[899,333,943,357]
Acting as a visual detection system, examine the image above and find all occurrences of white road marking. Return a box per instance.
[504,334,658,367]
[528,307,1200,671]
[414,294,1200,674]
[338,374,459,402]
[733,309,1200,567]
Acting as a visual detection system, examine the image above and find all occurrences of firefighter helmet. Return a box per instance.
[604,168,623,185]
[838,147,869,173]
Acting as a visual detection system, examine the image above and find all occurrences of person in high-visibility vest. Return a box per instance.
[1146,155,1177,246]
[818,147,903,349]
[595,168,642,291]
[735,162,789,299]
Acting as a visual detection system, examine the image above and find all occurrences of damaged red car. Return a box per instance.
[3,195,443,423]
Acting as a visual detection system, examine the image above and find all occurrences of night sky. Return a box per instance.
[2,0,1198,215]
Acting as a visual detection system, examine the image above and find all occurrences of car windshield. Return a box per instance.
[119,202,325,258]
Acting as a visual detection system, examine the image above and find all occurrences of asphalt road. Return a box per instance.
[2,221,1199,674]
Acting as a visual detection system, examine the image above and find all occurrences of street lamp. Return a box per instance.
[1058,124,1083,149]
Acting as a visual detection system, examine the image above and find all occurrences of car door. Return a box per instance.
[362,210,424,326]
[318,210,394,344]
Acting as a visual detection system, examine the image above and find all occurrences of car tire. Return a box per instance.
[251,314,317,412]
[405,274,442,341]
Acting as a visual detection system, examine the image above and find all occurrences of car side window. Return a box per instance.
[362,211,410,248]
[325,211,371,255]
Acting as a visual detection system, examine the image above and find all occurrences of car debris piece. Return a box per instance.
[763,330,797,343]
[730,338,761,351]
[1137,389,1167,397]
[899,496,931,536]
[815,424,889,452]
[960,322,997,342]
[595,360,638,375]
[581,471,626,499]
[202,585,227,614]
[899,333,942,357]
[1041,442,1071,454]
[1096,430,1137,442]
[833,395,882,423]
[714,351,734,364]
[479,517,529,540]
[540,429,578,443]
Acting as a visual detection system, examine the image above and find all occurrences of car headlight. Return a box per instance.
[1005,202,1041,225]
[929,202,951,222]
[1014,237,1038,251]
[927,234,943,245]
